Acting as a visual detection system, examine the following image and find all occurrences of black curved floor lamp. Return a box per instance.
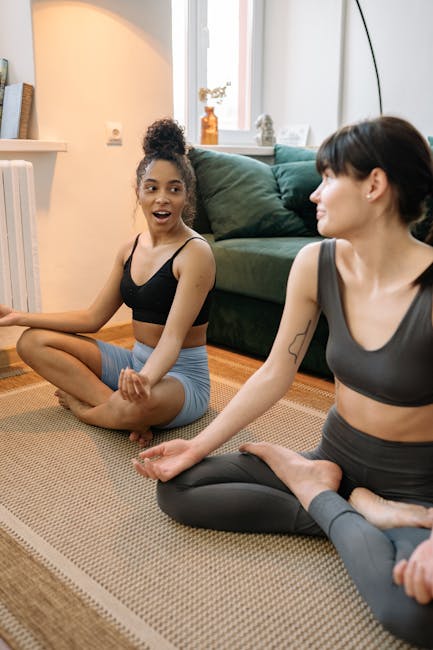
[354,0,383,115]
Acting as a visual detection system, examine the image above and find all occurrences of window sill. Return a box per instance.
[0,140,67,152]
[193,144,274,156]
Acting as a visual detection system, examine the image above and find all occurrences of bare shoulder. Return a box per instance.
[117,234,140,265]
[175,234,215,287]
[180,234,215,265]
[291,240,322,274]
[188,233,213,252]
[286,240,324,304]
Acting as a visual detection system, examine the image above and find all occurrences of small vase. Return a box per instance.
[200,106,218,145]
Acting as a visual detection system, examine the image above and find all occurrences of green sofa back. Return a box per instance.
[189,145,321,238]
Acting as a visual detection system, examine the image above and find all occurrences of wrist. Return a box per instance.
[14,311,27,326]
[191,433,217,462]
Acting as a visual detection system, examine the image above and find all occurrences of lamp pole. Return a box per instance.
[354,0,383,115]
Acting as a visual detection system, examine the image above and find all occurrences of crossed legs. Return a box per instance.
[157,445,433,647]
[17,328,185,438]
[241,442,433,529]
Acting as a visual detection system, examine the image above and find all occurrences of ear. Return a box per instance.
[365,167,389,201]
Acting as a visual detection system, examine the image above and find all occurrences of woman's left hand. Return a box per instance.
[118,368,151,403]
[393,534,433,604]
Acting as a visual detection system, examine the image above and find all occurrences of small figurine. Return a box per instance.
[255,114,276,146]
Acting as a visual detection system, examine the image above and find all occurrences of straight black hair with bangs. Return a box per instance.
[316,116,433,226]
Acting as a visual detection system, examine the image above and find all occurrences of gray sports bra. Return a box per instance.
[318,238,433,406]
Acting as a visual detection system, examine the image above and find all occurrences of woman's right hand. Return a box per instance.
[0,305,21,327]
[132,438,202,482]
[393,533,433,604]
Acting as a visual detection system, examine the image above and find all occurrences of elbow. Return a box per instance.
[88,322,104,334]
[259,362,294,399]
[83,311,108,333]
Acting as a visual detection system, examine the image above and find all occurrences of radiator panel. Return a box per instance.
[0,160,41,311]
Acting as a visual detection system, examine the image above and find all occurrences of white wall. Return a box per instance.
[263,0,433,145]
[0,0,173,349]
[263,0,345,146]
[0,0,37,135]
[341,0,433,136]
[0,0,35,85]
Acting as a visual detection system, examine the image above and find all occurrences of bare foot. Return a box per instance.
[59,392,93,420]
[240,442,342,510]
[129,428,153,448]
[54,389,71,410]
[349,487,433,530]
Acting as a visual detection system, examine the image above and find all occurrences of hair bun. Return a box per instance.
[143,118,186,157]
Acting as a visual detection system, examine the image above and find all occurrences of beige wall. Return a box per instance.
[0,0,173,349]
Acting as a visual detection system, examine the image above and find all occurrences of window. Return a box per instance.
[172,0,264,144]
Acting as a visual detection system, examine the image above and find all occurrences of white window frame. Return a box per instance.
[177,0,264,145]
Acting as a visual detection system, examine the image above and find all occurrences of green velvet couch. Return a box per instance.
[188,144,332,378]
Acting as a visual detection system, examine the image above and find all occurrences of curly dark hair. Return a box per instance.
[136,118,196,226]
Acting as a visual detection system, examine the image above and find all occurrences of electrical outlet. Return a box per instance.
[105,122,123,145]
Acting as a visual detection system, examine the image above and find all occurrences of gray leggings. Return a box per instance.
[157,407,433,648]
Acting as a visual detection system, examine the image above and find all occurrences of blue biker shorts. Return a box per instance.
[95,339,210,428]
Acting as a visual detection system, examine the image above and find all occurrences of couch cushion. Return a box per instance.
[193,189,212,233]
[188,147,310,241]
[204,234,321,303]
[274,144,317,165]
[272,161,321,235]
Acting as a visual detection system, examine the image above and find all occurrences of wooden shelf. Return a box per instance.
[0,140,67,153]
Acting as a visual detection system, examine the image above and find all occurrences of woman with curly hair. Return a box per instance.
[0,119,215,445]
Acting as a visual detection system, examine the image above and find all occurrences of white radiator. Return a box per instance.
[0,160,41,311]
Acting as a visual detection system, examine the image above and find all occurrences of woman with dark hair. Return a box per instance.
[134,116,433,647]
[0,119,215,444]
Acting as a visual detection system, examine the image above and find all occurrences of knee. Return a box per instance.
[157,478,195,526]
[16,328,46,362]
[375,597,433,647]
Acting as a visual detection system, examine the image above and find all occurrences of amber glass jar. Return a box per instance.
[200,106,218,144]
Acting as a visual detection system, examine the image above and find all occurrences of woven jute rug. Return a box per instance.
[0,376,419,650]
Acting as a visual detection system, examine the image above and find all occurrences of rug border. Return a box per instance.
[0,506,175,650]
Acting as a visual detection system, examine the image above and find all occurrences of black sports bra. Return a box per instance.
[318,238,433,406]
[120,236,213,326]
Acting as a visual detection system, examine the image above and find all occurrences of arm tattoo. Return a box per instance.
[288,320,312,364]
